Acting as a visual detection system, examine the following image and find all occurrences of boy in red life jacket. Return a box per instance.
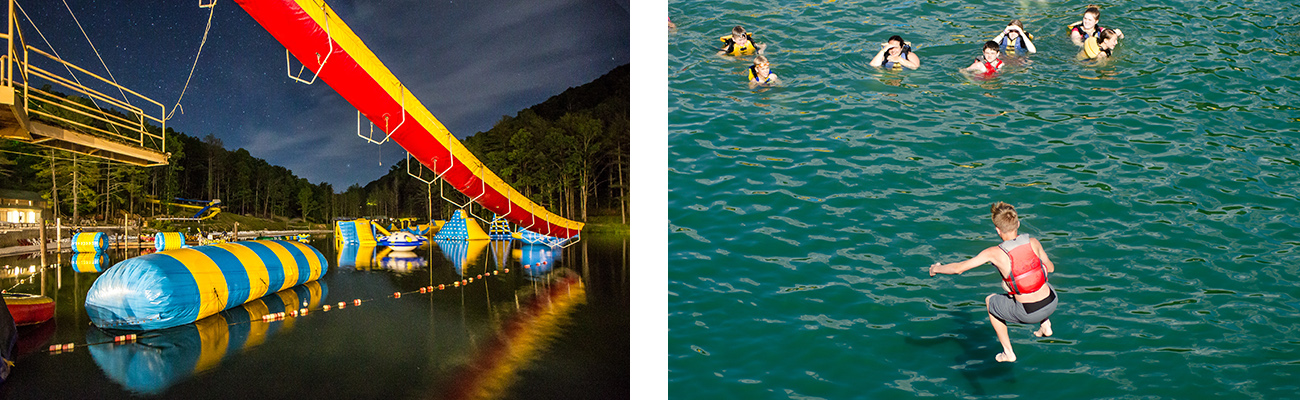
[963,41,1004,76]
[929,202,1059,363]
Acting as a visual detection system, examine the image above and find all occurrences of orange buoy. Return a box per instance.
[453,281,460,287]
[323,305,332,311]
[300,308,309,315]
[420,287,428,293]
[504,268,509,273]
[438,284,445,290]
[353,299,362,306]
[394,292,402,298]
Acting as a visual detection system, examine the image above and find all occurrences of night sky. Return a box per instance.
[16,0,630,189]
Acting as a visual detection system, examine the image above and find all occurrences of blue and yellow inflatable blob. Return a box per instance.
[84,240,327,331]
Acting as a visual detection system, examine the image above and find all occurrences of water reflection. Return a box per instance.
[443,274,586,399]
[86,281,327,394]
[434,239,490,275]
[380,250,427,274]
[515,244,560,279]
[488,240,512,270]
[72,253,107,273]
[337,243,378,270]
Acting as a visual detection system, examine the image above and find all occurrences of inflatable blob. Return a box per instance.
[84,240,326,331]
[155,232,187,251]
[72,232,107,253]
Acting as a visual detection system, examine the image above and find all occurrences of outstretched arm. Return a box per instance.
[930,247,998,276]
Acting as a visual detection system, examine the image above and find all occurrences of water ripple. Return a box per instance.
[670,0,1300,398]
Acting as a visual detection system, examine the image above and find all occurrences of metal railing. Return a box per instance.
[2,2,166,153]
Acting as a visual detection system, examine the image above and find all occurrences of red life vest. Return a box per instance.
[983,59,1002,76]
[998,234,1046,295]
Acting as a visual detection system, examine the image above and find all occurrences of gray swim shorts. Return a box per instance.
[987,285,1057,324]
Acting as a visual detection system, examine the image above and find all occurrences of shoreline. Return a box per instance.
[0,229,332,257]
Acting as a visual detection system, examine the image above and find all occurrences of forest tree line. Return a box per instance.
[0,64,629,227]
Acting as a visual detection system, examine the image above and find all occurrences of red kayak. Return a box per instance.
[4,293,55,326]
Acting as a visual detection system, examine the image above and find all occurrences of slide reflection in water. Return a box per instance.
[86,281,326,394]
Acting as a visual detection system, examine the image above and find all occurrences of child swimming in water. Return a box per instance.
[929,202,1059,363]
[718,25,766,57]
[1080,28,1125,60]
[746,55,780,88]
[990,20,1036,55]
[963,41,1004,76]
[869,35,921,70]
[1069,5,1117,47]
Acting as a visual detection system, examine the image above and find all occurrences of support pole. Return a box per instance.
[56,217,62,253]
[39,215,48,268]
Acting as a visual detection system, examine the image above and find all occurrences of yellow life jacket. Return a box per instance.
[1082,36,1102,59]
[720,33,757,56]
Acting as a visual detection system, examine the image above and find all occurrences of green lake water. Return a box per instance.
[668,0,1300,398]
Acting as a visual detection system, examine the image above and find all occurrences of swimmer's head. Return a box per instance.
[887,35,908,54]
[1082,6,1101,28]
[1098,28,1120,47]
[982,41,1000,60]
[991,202,1019,232]
[732,26,748,37]
[1007,20,1025,37]
[752,55,770,70]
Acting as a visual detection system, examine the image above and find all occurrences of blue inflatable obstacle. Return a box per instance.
[434,209,489,241]
[488,216,513,240]
[87,281,326,394]
[73,232,108,253]
[155,232,186,251]
[84,240,327,331]
[514,227,575,247]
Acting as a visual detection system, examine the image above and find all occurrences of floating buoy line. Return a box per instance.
[44,260,554,355]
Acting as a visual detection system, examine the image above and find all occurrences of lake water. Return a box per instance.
[668,0,1300,398]
[0,233,628,399]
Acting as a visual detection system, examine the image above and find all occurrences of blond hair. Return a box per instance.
[991,202,1019,232]
[753,55,769,65]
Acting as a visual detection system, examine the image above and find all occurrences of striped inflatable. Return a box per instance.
[155,232,186,251]
[84,240,327,331]
[72,232,107,253]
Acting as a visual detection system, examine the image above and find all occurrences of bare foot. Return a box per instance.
[1034,319,1054,337]
[996,352,1017,363]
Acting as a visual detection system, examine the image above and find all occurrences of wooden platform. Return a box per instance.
[0,85,169,166]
